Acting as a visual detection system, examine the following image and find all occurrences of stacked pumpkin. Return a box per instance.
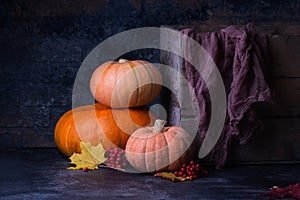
[54,59,197,173]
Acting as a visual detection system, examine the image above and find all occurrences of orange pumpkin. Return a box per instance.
[90,59,162,108]
[54,104,156,156]
[125,120,197,173]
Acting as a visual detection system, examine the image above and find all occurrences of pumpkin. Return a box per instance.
[90,59,162,108]
[125,119,197,173]
[54,104,157,156]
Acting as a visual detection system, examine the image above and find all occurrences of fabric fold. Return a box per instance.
[162,24,272,168]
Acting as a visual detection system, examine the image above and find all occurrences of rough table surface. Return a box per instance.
[1,148,300,200]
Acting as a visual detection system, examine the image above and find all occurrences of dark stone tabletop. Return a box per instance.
[1,148,299,200]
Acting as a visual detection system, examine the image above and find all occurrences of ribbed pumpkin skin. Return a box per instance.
[90,60,162,108]
[125,126,197,173]
[54,104,105,156]
[54,104,156,156]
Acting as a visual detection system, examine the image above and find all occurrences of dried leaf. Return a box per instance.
[154,172,191,182]
[266,183,300,199]
[68,142,107,170]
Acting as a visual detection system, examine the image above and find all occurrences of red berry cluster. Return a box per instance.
[173,161,207,180]
[105,147,128,169]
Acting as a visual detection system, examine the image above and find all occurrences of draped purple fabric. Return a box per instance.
[179,24,272,168]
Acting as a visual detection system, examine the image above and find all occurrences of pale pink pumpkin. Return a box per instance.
[125,120,197,172]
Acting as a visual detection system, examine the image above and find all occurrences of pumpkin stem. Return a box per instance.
[153,119,167,133]
[118,59,128,63]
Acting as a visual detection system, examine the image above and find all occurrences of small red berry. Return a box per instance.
[83,167,88,172]
[190,161,194,165]
[178,171,183,176]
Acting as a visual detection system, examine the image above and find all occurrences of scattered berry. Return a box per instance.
[83,167,88,172]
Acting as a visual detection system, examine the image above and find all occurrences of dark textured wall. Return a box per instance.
[0,0,299,148]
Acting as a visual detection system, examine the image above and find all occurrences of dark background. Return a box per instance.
[0,0,299,149]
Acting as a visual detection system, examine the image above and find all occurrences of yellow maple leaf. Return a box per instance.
[68,142,107,170]
[154,172,191,182]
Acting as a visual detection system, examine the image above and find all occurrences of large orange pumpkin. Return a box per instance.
[125,120,197,173]
[54,104,156,156]
[90,59,162,108]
